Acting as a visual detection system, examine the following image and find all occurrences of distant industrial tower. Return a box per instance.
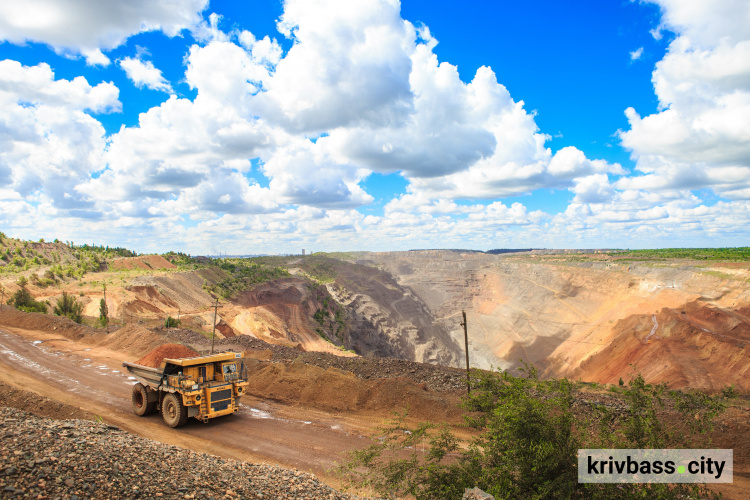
[302,249,305,256]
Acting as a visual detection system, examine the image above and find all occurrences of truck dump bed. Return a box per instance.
[123,362,164,386]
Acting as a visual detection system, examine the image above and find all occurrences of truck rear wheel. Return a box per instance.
[132,383,157,416]
[162,393,188,428]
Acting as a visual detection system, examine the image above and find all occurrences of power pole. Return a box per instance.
[461,310,471,394]
[210,298,223,354]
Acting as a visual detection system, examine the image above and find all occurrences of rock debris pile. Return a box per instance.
[135,344,200,368]
[0,407,361,500]
[168,330,469,392]
[293,353,468,392]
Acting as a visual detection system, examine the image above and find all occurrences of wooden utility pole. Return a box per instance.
[210,298,223,354]
[461,310,471,394]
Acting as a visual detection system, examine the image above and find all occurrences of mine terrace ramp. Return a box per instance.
[0,326,370,479]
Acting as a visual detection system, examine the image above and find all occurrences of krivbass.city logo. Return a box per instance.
[578,449,733,483]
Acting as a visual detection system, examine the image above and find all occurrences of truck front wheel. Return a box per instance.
[162,393,188,428]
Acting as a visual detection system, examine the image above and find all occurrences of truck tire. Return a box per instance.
[162,393,188,428]
[132,383,152,416]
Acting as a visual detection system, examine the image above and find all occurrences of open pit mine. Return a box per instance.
[1,242,749,498]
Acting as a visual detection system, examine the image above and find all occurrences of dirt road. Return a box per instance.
[0,326,372,481]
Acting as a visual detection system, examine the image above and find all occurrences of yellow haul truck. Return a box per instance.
[123,352,248,428]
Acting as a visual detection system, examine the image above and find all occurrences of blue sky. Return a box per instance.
[0,0,749,254]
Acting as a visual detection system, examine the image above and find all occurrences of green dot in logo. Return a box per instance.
[677,466,686,474]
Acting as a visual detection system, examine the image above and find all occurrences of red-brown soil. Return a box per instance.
[135,343,200,368]
[215,320,236,337]
[574,300,750,391]
[0,380,91,421]
[244,360,464,422]
[108,255,176,271]
[231,279,355,355]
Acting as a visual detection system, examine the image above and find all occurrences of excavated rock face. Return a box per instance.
[360,251,750,390]
[325,260,462,366]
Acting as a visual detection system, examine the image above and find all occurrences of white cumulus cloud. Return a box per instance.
[0,0,208,64]
[620,0,750,199]
[119,57,172,92]
[0,60,119,214]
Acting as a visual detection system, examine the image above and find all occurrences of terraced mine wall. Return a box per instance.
[362,251,750,391]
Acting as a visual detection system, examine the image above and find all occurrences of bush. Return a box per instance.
[53,291,83,323]
[721,384,737,399]
[165,316,180,328]
[8,287,47,313]
[338,366,723,500]
[17,276,28,287]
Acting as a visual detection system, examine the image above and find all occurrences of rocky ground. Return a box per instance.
[0,407,364,500]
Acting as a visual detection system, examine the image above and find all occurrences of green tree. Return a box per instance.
[53,291,83,323]
[8,287,47,313]
[165,316,180,328]
[99,298,108,327]
[339,366,723,500]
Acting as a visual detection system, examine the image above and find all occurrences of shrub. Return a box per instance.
[53,291,84,323]
[721,384,737,399]
[17,276,28,287]
[165,316,180,328]
[8,287,47,313]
